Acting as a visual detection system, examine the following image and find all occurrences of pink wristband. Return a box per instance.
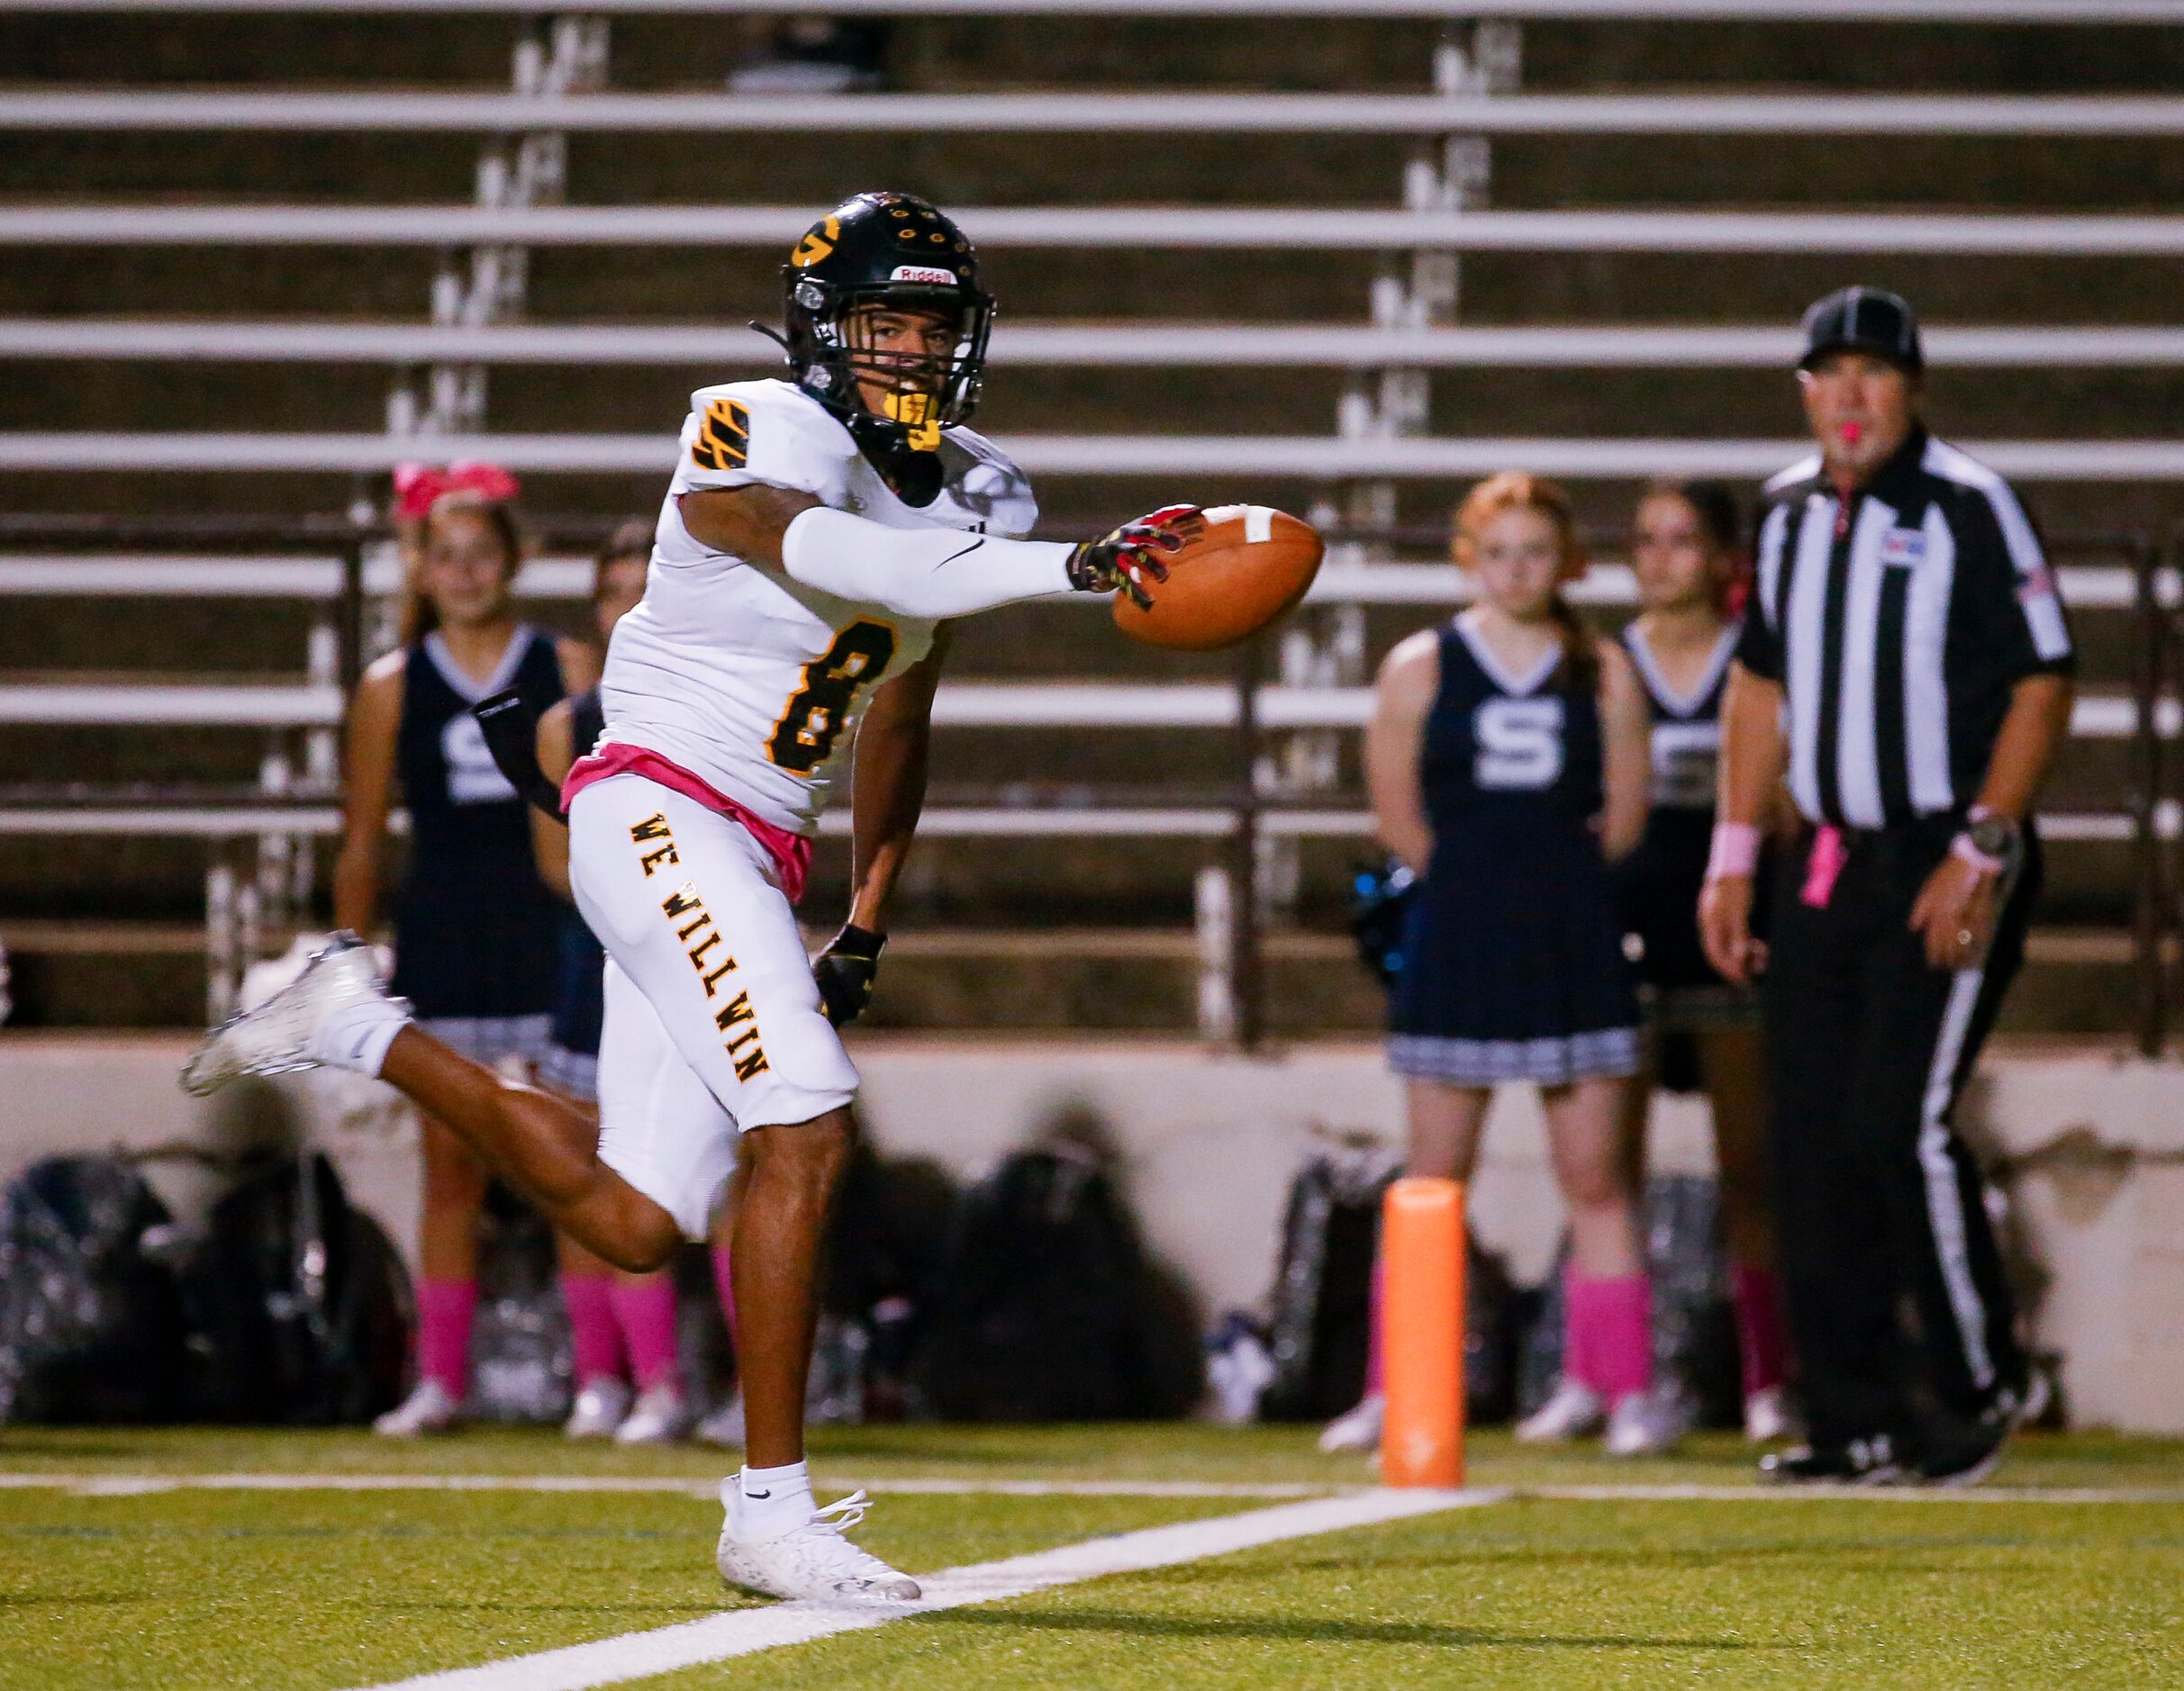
[1952,832,2007,876]
[1707,822,1762,881]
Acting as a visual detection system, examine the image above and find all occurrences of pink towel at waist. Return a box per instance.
[562,743,812,905]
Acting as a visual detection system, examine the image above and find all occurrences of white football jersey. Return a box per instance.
[598,378,1038,836]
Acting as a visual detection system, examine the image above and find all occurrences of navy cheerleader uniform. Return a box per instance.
[539,688,608,1102]
[390,624,566,1063]
[1390,617,1639,1086]
[1613,623,1759,1083]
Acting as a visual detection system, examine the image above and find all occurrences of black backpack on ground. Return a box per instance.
[170,1150,412,1424]
[1259,1151,1523,1425]
[0,1155,189,1424]
[911,1147,1201,1422]
[467,1184,572,1424]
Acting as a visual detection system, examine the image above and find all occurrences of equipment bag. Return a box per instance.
[911,1147,1201,1422]
[1259,1152,1522,1424]
[467,1185,572,1424]
[171,1150,412,1425]
[0,1155,189,1424]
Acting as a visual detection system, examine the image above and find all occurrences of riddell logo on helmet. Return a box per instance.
[890,265,958,285]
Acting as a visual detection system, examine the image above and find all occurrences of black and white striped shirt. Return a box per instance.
[1736,425,2074,831]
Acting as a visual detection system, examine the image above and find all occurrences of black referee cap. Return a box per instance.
[1798,285,1924,375]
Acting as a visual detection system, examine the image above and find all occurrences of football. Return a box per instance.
[1110,504,1326,651]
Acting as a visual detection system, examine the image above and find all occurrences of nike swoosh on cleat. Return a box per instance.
[745,1489,770,1500]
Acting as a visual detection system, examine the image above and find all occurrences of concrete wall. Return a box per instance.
[3,1031,2179,1430]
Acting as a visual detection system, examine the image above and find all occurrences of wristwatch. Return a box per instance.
[1966,810,2021,860]
[1953,808,2021,876]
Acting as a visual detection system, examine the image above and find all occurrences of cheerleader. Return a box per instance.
[530,520,698,1444]
[1617,481,1790,1442]
[335,483,594,1435]
[1364,472,1683,1456]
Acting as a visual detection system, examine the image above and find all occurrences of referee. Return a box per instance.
[1699,286,2075,1486]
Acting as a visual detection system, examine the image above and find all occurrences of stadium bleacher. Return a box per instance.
[1,0,2179,1043]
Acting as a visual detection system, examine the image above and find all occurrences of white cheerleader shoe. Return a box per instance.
[1515,1378,1607,1444]
[564,1378,633,1440]
[614,1382,693,1445]
[1318,1392,1385,1454]
[373,1379,465,1438]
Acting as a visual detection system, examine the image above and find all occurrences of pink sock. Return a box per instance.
[560,1272,624,1386]
[1729,1261,1790,1397]
[418,1278,476,1399]
[1567,1271,1654,1398]
[711,1246,740,1350]
[611,1279,682,1392]
[1364,1249,1386,1397]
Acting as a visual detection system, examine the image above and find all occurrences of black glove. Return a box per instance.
[1065,504,1202,610]
[813,924,887,1027]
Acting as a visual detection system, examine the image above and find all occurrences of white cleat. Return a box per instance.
[374,1379,465,1438]
[564,1378,633,1440]
[1744,1385,1797,1444]
[180,932,408,1095]
[696,1392,747,1451]
[1604,1382,1695,1458]
[1318,1392,1385,1454]
[614,1382,693,1446]
[716,1490,921,1604]
[1515,1378,1608,1444]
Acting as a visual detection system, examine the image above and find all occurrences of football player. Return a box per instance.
[184,191,1195,1604]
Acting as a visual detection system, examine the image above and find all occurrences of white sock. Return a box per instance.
[311,995,408,1076]
[725,1460,814,1542]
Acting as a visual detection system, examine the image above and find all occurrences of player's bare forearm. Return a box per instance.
[1717,664,1789,828]
[1974,673,2073,823]
[677,484,821,565]
[845,636,947,932]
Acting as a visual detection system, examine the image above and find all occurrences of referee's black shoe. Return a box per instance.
[1908,1372,2051,1488]
[1759,1433,1904,1486]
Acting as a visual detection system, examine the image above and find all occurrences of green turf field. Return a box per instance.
[3,1424,2180,1689]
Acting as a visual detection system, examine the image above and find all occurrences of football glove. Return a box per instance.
[1065,504,1202,610]
[813,924,887,1027]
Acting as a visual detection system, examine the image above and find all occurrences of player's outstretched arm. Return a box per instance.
[679,487,1192,620]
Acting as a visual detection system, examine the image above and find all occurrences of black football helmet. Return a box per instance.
[774,190,994,506]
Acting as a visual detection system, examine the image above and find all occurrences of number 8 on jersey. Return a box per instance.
[767,620,898,773]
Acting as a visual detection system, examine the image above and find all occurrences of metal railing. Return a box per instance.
[14,89,2184,135]
[0,0,2177,18]
[12,321,2184,370]
[9,205,2184,253]
[7,434,2184,481]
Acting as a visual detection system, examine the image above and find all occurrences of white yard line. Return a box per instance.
[344,1487,1500,1691]
[0,1471,1335,1500]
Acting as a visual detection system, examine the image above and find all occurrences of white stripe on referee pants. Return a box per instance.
[1917,963,1996,1392]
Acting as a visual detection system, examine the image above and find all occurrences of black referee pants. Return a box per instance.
[1763,819,2035,1448]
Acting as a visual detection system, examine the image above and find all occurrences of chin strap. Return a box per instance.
[841,409,943,506]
